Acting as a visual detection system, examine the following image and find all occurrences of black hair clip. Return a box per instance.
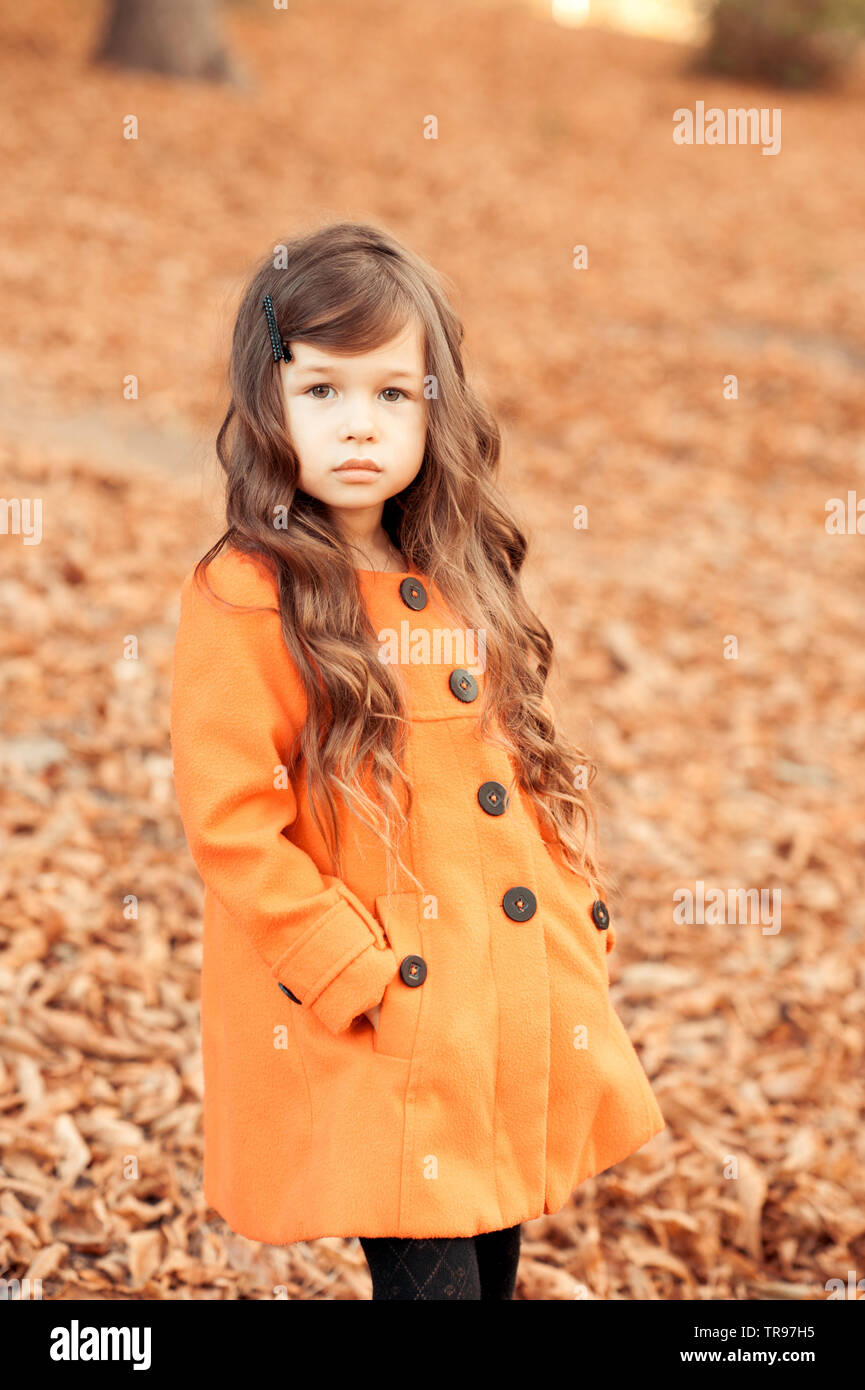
[262,292,291,362]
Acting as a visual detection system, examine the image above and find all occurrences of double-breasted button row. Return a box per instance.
[447,642,537,923]
[442,624,534,923]
[400,579,479,706]
[398,574,477,709]
[278,575,610,1015]
[296,576,429,1010]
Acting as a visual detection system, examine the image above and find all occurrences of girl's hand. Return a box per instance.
[364,1004,381,1031]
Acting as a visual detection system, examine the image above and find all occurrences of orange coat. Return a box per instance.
[169,547,665,1244]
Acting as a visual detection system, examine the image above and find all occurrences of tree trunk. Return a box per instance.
[93,0,246,84]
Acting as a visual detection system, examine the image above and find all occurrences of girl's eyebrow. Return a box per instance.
[292,364,420,381]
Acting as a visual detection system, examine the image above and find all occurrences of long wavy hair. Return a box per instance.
[194,220,611,902]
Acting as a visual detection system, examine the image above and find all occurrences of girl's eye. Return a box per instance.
[305,385,407,402]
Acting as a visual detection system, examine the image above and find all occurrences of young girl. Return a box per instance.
[169,221,665,1301]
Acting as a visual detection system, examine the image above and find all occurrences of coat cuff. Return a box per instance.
[271,895,399,1035]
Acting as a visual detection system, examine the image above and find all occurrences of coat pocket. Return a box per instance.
[371,890,427,1061]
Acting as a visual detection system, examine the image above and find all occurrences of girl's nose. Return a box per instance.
[341,412,376,440]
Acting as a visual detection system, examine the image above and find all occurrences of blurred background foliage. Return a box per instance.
[696,0,865,86]
[95,0,865,91]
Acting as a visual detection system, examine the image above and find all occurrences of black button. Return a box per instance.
[449,668,478,702]
[591,900,610,930]
[399,954,427,987]
[399,577,427,610]
[478,780,509,816]
[278,982,301,1004]
[502,886,537,921]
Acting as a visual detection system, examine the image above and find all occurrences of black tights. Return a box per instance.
[357,1224,521,1300]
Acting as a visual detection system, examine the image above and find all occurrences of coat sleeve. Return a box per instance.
[169,552,400,1035]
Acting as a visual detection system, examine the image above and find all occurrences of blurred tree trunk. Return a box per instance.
[94,0,245,83]
[696,0,865,88]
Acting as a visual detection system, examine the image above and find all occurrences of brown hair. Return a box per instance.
[194,220,610,901]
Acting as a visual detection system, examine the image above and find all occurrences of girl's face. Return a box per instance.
[279,318,428,532]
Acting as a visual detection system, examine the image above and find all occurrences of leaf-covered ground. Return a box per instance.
[1,0,864,1299]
